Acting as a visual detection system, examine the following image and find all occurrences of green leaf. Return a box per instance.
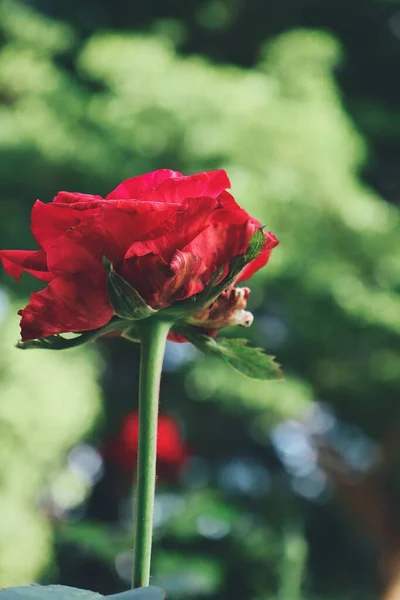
[216,338,282,380]
[179,329,282,380]
[0,586,165,600]
[104,257,157,321]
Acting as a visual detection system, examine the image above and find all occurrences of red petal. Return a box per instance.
[180,218,255,285]
[216,191,250,223]
[0,250,53,282]
[118,253,172,308]
[46,217,105,276]
[122,197,263,307]
[32,194,177,257]
[53,191,104,205]
[107,169,230,204]
[143,170,230,204]
[120,250,204,309]
[31,201,96,251]
[100,202,178,261]
[106,170,182,200]
[125,196,219,261]
[46,201,180,278]
[19,272,113,341]
[237,231,279,282]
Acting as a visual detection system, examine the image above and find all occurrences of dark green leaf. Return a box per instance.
[16,332,96,351]
[179,328,282,380]
[104,258,157,321]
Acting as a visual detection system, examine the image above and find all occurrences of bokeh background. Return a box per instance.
[0,0,400,598]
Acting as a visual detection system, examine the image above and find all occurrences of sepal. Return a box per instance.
[104,257,157,320]
[16,318,135,350]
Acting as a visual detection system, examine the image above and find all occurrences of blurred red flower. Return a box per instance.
[105,412,189,480]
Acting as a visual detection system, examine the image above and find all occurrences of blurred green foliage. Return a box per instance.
[0,0,399,598]
[0,306,101,586]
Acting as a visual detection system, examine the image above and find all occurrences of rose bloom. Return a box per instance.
[0,170,278,341]
[104,412,189,480]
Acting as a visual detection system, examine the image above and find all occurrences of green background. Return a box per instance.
[0,0,399,598]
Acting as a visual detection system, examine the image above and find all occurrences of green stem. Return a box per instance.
[132,319,171,589]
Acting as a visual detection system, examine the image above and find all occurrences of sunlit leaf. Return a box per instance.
[181,329,282,379]
[216,338,282,380]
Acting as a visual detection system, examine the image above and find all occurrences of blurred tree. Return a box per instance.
[0,1,399,598]
[17,0,400,207]
[0,307,102,586]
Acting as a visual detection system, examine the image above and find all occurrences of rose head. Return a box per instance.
[0,169,278,343]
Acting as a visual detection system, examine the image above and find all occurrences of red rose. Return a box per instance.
[0,169,278,342]
[104,412,189,479]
